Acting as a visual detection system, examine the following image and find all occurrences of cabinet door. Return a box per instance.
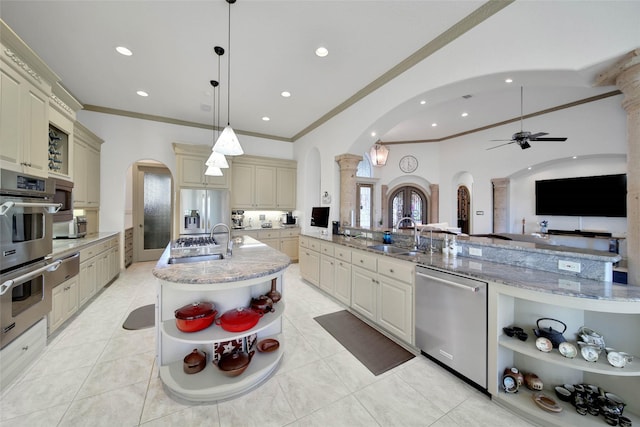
[351,266,377,321]
[319,254,335,294]
[0,67,22,167]
[231,163,255,208]
[334,260,352,306]
[276,167,296,210]
[24,87,49,174]
[280,237,298,261]
[254,166,276,208]
[86,147,100,206]
[378,276,412,344]
[49,285,65,332]
[73,141,87,204]
[300,247,320,286]
[179,155,229,188]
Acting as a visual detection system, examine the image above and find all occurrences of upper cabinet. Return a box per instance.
[73,122,103,208]
[231,155,296,210]
[48,83,82,180]
[173,142,231,189]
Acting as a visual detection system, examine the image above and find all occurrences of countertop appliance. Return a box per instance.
[180,189,230,235]
[231,210,245,229]
[53,216,87,239]
[415,265,488,390]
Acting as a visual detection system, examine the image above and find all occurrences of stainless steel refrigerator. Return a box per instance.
[179,189,230,235]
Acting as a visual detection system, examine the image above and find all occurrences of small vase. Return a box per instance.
[267,278,281,304]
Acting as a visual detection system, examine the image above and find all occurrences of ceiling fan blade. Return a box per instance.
[490,139,513,142]
[528,132,548,139]
[486,141,515,150]
[532,137,568,141]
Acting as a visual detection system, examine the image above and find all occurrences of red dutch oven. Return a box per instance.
[215,307,262,332]
[174,301,217,333]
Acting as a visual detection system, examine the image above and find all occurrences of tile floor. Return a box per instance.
[0,262,536,427]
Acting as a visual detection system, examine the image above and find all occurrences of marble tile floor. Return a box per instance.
[0,262,536,427]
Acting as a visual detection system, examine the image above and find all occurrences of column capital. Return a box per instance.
[335,153,363,171]
[595,48,640,110]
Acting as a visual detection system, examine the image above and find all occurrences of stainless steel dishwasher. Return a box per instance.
[415,265,487,390]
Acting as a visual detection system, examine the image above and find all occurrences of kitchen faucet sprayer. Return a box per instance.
[395,217,419,250]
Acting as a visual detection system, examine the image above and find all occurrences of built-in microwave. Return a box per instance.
[52,178,73,223]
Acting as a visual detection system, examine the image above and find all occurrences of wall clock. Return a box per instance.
[399,155,418,173]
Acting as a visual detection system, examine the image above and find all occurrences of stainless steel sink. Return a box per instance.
[398,251,422,257]
[367,244,410,254]
[167,253,225,264]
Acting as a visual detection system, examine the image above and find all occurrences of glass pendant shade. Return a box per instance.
[370,143,389,166]
[204,165,223,176]
[205,150,229,168]
[213,126,243,156]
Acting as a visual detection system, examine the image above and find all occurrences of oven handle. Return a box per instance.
[0,201,62,216]
[0,260,62,296]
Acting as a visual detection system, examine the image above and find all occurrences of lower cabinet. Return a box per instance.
[0,318,46,392]
[233,229,299,261]
[299,237,320,286]
[78,258,97,307]
[351,266,378,321]
[49,276,79,333]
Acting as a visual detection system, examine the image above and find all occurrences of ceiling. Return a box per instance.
[1,1,638,145]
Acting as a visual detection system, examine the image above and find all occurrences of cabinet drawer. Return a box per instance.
[378,258,414,284]
[258,230,279,240]
[0,318,46,391]
[299,236,309,248]
[280,228,300,237]
[351,250,377,271]
[307,239,320,252]
[320,243,334,257]
[334,247,352,263]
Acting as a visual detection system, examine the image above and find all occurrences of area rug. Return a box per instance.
[122,304,155,330]
[314,310,414,375]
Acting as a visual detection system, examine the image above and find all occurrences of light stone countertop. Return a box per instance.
[302,233,640,302]
[51,232,120,258]
[153,236,291,284]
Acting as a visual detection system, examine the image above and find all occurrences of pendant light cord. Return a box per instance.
[227,0,232,127]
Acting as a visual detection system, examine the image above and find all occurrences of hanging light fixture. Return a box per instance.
[206,46,229,171]
[213,0,243,156]
[370,141,389,166]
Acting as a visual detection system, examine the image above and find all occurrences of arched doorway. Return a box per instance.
[388,185,428,228]
[457,185,470,234]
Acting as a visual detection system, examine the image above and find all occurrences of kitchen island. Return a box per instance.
[152,235,291,402]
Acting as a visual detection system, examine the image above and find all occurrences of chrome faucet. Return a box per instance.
[395,216,419,250]
[210,223,232,257]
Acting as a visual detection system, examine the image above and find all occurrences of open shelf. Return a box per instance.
[160,335,284,402]
[162,303,285,344]
[499,335,640,377]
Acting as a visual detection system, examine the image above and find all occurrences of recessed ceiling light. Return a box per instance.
[116,46,133,56]
[573,156,577,159]
[420,100,426,105]
[262,116,270,121]
[528,167,532,170]
[461,112,468,117]
[431,123,437,127]
[371,132,376,137]
[281,91,291,98]
[136,90,148,97]
[315,47,328,57]
[505,78,513,83]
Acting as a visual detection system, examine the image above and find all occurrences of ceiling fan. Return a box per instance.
[487,86,568,150]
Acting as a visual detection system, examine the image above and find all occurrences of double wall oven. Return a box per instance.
[0,169,62,349]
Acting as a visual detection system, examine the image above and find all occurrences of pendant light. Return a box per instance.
[213,0,243,156]
[370,141,389,167]
[206,46,229,171]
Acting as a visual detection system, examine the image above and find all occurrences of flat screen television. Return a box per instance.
[310,206,330,228]
[535,174,626,217]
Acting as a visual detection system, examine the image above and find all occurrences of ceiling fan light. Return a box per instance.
[370,142,389,167]
[205,150,229,168]
[213,126,244,156]
[204,165,223,176]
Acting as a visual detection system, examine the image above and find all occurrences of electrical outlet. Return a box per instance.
[469,247,482,257]
[558,260,581,273]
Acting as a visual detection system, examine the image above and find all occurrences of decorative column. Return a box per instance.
[381,184,389,228]
[335,154,363,227]
[596,48,640,286]
[429,184,439,223]
[492,178,510,233]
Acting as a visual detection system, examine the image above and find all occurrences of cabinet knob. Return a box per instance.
[22,345,29,351]
[389,269,394,273]
[360,259,364,263]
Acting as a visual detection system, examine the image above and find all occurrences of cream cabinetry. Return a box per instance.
[78,256,97,307]
[48,83,82,179]
[489,283,640,426]
[173,143,231,189]
[77,235,120,308]
[0,318,46,392]
[299,236,320,286]
[73,122,102,208]
[49,276,79,333]
[231,155,296,210]
[233,228,299,261]
[319,243,336,295]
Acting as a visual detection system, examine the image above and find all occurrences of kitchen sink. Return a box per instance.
[167,253,225,264]
[397,251,422,257]
[367,244,410,254]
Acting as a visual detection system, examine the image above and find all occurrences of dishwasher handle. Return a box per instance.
[416,270,481,293]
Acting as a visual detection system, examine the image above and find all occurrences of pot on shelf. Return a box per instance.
[174,301,217,333]
[215,307,262,332]
[250,295,274,314]
[215,350,255,377]
[532,318,567,348]
[183,348,207,374]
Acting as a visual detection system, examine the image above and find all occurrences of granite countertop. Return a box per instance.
[232,226,300,231]
[302,233,640,303]
[153,236,291,284]
[51,232,120,257]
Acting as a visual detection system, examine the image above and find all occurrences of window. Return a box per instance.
[357,156,372,178]
[356,183,373,228]
[389,186,428,227]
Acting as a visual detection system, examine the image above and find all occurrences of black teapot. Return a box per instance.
[533,318,567,348]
